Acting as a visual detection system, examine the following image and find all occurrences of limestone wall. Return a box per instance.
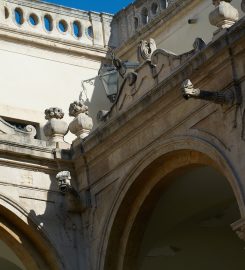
[114,0,243,60]
[0,0,113,142]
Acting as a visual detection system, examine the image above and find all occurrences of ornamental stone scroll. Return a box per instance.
[137,38,157,64]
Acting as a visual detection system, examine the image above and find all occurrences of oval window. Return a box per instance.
[73,21,82,38]
[29,13,39,26]
[44,14,53,32]
[4,7,9,19]
[58,20,68,33]
[87,26,93,39]
[14,8,24,25]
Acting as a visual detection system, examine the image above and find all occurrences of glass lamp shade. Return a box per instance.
[100,70,119,103]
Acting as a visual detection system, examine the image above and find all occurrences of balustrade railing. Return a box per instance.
[0,0,113,48]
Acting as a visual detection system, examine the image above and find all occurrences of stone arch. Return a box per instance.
[0,193,63,270]
[99,135,245,270]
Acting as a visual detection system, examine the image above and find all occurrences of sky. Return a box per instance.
[43,0,134,14]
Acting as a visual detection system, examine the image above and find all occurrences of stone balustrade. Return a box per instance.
[111,0,176,47]
[0,0,113,48]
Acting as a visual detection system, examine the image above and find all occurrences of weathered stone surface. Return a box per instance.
[43,107,68,143]
[242,0,245,12]
[231,218,245,241]
[0,117,36,138]
[69,101,93,140]
[209,0,239,32]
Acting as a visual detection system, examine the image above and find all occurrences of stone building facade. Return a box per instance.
[0,0,245,270]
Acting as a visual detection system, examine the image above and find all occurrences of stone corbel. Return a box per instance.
[182,79,237,105]
[231,218,245,241]
[56,171,85,213]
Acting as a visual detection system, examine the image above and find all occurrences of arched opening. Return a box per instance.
[0,197,61,270]
[141,8,149,25]
[137,166,244,269]
[151,2,159,15]
[0,240,26,270]
[134,17,139,30]
[161,0,168,9]
[103,148,245,270]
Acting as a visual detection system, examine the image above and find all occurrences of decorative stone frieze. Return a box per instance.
[209,0,239,33]
[231,218,245,241]
[111,38,207,115]
[137,38,157,64]
[43,107,68,143]
[68,101,93,140]
[182,79,235,105]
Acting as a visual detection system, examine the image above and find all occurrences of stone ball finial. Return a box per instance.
[45,107,64,120]
[43,107,68,143]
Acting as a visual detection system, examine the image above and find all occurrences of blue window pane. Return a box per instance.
[44,15,52,31]
[87,26,93,39]
[15,9,23,25]
[59,21,65,32]
[73,21,81,38]
[29,14,38,26]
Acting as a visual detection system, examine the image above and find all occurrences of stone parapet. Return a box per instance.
[0,0,113,51]
[111,0,176,47]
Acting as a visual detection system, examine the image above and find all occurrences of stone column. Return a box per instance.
[43,107,68,143]
[68,101,93,141]
[209,0,239,35]
[231,218,245,241]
